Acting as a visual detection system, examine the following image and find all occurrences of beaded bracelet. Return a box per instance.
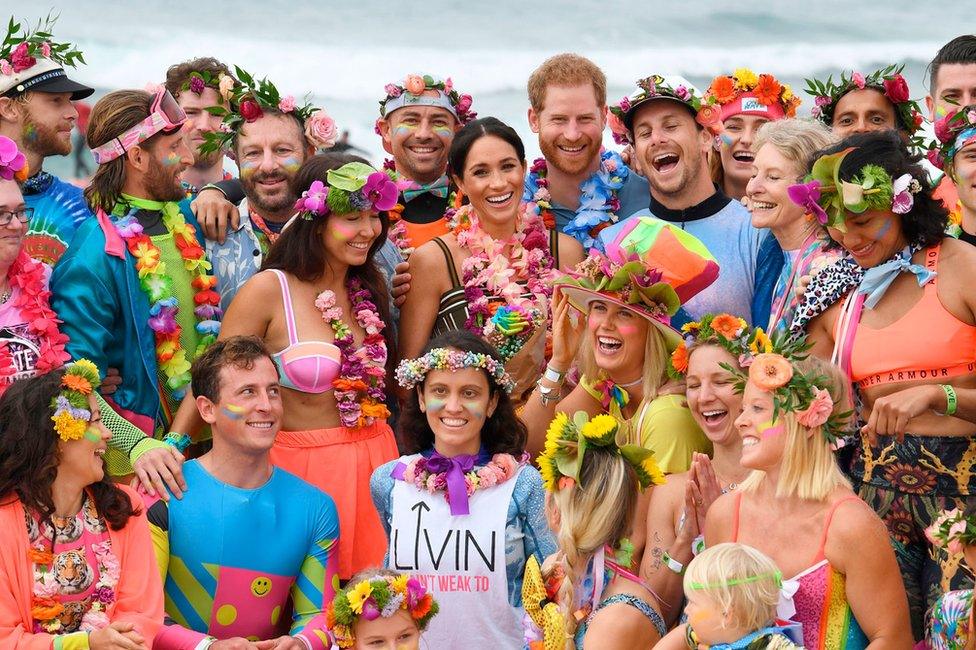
[163,431,192,452]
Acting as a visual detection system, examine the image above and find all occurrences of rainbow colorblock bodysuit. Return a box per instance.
[146,460,340,649]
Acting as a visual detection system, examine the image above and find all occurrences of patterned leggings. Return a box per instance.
[853,434,976,641]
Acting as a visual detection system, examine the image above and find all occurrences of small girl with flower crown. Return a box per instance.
[655,543,803,649]
[926,505,976,650]
[371,330,554,648]
[327,569,438,649]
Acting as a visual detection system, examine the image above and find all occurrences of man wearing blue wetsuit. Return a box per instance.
[147,336,339,650]
[0,18,94,266]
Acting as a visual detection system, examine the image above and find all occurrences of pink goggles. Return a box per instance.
[91,88,186,164]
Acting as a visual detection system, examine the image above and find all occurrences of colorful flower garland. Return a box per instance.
[395,348,516,394]
[0,14,85,76]
[114,210,221,400]
[314,279,390,428]
[705,68,800,117]
[523,149,627,249]
[609,74,725,144]
[400,451,529,505]
[0,250,70,392]
[30,509,120,632]
[50,359,102,441]
[929,104,976,170]
[804,65,925,147]
[451,203,556,362]
[376,74,476,129]
[328,573,438,648]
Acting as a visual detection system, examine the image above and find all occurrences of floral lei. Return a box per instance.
[452,203,556,361]
[0,250,70,390]
[523,149,627,249]
[315,279,391,428]
[29,504,120,633]
[114,208,221,400]
[401,452,529,504]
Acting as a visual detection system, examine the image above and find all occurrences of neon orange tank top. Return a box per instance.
[402,218,450,250]
[848,243,976,390]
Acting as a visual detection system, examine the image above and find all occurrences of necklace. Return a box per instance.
[113,198,221,402]
[0,251,70,392]
[315,277,390,428]
[397,451,529,515]
[524,149,628,249]
[452,203,556,361]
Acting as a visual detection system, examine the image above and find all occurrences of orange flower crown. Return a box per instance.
[50,359,102,442]
[705,68,801,118]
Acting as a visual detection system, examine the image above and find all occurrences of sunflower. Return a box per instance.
[537,452,559,492]
[579,414,618,443]
[750,328,772,355]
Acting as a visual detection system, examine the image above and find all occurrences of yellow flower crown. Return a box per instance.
[50,359,101,442]
[328,573,438,648]
[537,411,665,491]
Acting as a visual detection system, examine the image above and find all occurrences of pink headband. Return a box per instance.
[719,92,786,123]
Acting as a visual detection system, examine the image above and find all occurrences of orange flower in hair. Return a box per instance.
[670,342,689,374]
[707,76,737,104]
[710,314,746,340]
[412,593,434,619]
[748,353,794,390]
[61,373,93,395]
[753,74,783,107]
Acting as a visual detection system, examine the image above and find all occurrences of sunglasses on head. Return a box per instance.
[91,87,187,164]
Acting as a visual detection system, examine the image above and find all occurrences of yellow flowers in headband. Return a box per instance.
[50,359,102,442]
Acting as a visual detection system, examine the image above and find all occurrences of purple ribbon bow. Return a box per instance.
[426,451,477,515]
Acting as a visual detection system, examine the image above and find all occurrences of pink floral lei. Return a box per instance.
[0,251,70,392]
[315,277,391,428]
[402,452,530,501]
[452,203,556,360]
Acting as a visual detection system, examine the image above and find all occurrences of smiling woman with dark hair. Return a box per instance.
[371,329,554,648]
[0,363,163,646]
[791,129,976,639]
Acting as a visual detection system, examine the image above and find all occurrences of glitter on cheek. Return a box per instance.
[462,402,484,420]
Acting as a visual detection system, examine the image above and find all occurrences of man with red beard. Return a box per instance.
[525,53,649,250]
[163,57,236,195]
[0,17,94,266]
[51,87,219,453]
[598,74,781,327]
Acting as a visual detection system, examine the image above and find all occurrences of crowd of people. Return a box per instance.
[2,12,976,649]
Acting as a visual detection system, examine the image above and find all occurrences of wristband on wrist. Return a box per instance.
[199,183,228,198]
[163,431,192,452]
[941,384,958,416]
[662,550,685,575]
[193,637,217,650]
[691,535,706,557]
[543,365,566,384]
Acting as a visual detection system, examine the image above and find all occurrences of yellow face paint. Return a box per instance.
[222,404,245,420]
[758,419,784,438]
[84,427,102,443]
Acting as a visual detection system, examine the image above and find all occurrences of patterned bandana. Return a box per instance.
[21,170,54,195]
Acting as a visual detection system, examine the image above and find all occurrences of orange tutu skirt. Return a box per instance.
[271,421,398,580]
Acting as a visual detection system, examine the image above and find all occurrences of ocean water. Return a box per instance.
[37,0,966,173]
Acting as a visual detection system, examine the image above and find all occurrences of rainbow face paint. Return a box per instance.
[873,218,892,239]
[432,125,453,138]
[280,156,301,174]
[163,152,183,167]
[84,427,102,443]
[393,124,417,136]
[22,122,38,143]
[424,398,446,412]
[461,402,484,420]
[222,404,245,420]
[757,420,785,439]
[239,160,258,179]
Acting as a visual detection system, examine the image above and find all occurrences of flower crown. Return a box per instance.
[704,68,801,118]
[667,313,767,378]
[734,331,851,448]
[180,68,233,97]
[376,73,476,129]
[293,162,398,220]
[925,508,976,555]
[609,75,723,145]
[537,411,665,492]
[0,14,85,77]
[0,135,28,181]
[200,65,337,154]
[50,359,102,442]
[929,104,976,170]
[804,65,925,145]
[560,250,681,322]
[328,573,438,649]
[786,147,922,232]
[395,348,516,395]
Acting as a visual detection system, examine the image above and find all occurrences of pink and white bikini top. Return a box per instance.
[269,270,341,394]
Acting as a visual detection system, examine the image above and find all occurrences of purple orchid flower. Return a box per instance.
[294,180,329,215]
[0,136,26,181]
[361,597,381,621]
[786,180,828,225]
[406,577,426,608]
[363,172,399,211]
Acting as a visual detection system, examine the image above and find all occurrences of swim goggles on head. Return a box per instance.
[91,87,187,164]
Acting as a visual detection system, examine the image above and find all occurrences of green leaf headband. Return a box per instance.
[537,411,665,492]
[395,348,516,395]
[0,13,85,74]
[687,570,783,591]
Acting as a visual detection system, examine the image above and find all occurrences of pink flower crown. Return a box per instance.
[395,348,516,395]
[293,163,399,220]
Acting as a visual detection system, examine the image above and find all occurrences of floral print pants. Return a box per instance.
[852,434,976,641]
